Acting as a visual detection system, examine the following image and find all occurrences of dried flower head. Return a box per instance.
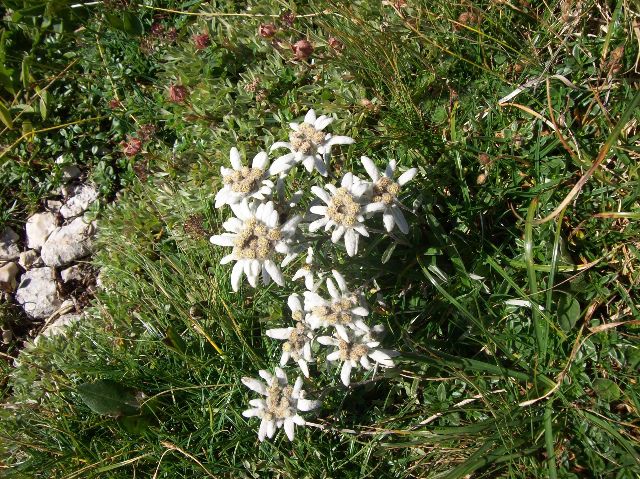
[280,11,296,28]
[120,137,142,157]
[168,84,189,103]
[328,37,344,52]
[259,23,277,38]
[193,33,210,50]
[292,39,314,60]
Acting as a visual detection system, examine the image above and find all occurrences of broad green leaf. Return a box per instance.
[0,100,12,128]
[21,56,30,90]
[77,379,140,416]
[592,378,621,402]
[557,293,580,332]
[118,415,153,435]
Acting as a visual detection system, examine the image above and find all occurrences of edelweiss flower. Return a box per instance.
[214,147,275,208]
[317,326,397,386]
[242,367,321,441]
[266,294,315,377]
[292,246,323,291]
[303,270,369,341]
[270,109,354,176]
[361,156,417,234]
[210,200,300,291]
[309,173,384,257]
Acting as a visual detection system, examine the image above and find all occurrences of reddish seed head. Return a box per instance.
[121,137,142,156]
[259,23,277,38]
[150,22,164,36]
[109,98,122,109]
[280,11,296,28]
[193,33,210,50]
[328,37,344,52]
[292,39,314,60]
[169,84,189,103]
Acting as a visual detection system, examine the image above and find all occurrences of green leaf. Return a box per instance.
[592,378,621,402]
[39,90,49,120]
[21,56,30,90]
[105,12,143,36]
[77,379,140,416]
[118,415,153,435]
[0,100,12,128]
[381,241,396,264]
[557,293,580,332]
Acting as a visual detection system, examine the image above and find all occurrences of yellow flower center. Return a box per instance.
[338,339,369,361]
[266,381,295,419]
[312,296,356,325]
[290,122,326,155]
[326,188,360,226]
[233,218,282,260]
[223,166,264,194]
[282,322,307,360]
[372,176,400,205]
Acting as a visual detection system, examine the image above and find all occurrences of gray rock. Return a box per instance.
[40,217,96,267]
[46,200,63,214]
[15,267,62,319]
[60,184,98,219]
[61,165,81,182]
[25,212,57,250]
[18,250,41,270]
[0,227,20,261]
[60,263,87,283]
[0,262,19,292]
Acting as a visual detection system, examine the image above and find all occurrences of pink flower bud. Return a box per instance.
[169,84,189,103]
[292,39,314,61]
[259,23,277,38]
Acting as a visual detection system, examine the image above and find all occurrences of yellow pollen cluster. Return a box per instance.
[312,297,355,325]
[282,322,307,359]
[290,122,326,154]
[223,166,264,194]
[265,382,295,419]
[372,176,400,205]
[326,188,360,226]
[233,218,282,260]
[338,339,369,361]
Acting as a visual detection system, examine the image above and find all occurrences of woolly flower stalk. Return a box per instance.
[242,368,321,441]
[210,200,300,291]
[309,173,384,257]
[361,156,417,234]
[317,326,397,387]
[270,109,354,177]
[266,294,315,377]
[214,147,275,208]
[303,270,369,341]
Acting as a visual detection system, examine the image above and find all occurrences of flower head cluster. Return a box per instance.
[270,109,354,177]
[214,147,275,208]
[210,201,299,291]
[208,108,413,442]
[242,368,320,441]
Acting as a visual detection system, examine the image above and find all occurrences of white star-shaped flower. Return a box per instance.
[269,109,354,177]
[266,294,315,377]
[303,270,369,341]
[210,200,300,291]
[308,172,384,257]
[214,147,276,208]
[242,367,321,441]
[360,156,417,234]
[317,326,397,387]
